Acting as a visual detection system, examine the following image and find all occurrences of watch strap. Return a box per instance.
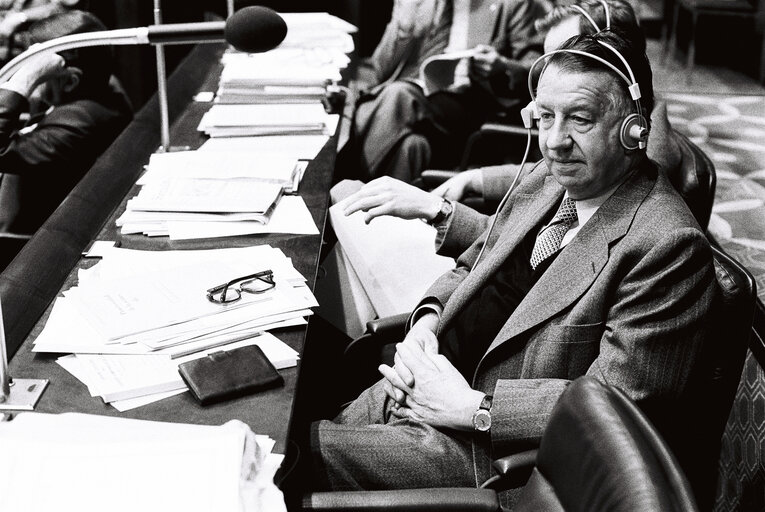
[429,198,453,225]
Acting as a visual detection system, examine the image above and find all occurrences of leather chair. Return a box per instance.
[329,244,754,511]
[304,375,700,512]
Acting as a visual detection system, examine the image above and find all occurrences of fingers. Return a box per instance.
[382,379,405,405]
[396,342,438,373]
[394,351,415,387]
[379,363,411,403]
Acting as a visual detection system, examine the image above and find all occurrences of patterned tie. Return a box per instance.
[529,197,578,270]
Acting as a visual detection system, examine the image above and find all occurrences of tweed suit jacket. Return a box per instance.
[419,159,716,485]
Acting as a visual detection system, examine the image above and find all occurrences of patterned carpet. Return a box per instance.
[663,92,765,298]
[664,92,765,512]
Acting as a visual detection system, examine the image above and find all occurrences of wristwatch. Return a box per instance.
[429,198,453,225]
[472,394,493,432]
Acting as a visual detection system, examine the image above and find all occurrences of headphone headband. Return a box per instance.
[522,36,648,150]
[570,0,612,32]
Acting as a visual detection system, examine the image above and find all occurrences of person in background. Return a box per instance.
[0,0,86,61]
[0,9,132,235]
[337,0,546,184]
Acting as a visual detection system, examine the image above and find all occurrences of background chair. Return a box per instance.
[304,376,700,512]
[663,0,762,82]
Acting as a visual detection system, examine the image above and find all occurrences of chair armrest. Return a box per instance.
[342,313,410,366]
[365,312,410,336]
[481,450,539,491]
[303,488,501,511]
[421,169,460,189]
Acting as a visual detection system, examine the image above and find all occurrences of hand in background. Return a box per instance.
[470,44,509,80]
[1,53,66,98]
[431,168,483,202]
[341,176,443,223]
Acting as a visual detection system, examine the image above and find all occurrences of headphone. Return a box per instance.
[471,3,647,271]
[520,1,648,151]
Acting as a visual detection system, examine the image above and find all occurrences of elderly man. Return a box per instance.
[312,31,715,506]
[0,10,132,235]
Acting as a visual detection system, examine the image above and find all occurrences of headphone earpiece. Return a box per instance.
[620,113,648,150]
[520,101,539,129]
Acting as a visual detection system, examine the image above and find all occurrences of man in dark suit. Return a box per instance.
[0,10,132,234]
[312,31,716,505]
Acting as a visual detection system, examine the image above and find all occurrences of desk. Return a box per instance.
[0,42,337,455]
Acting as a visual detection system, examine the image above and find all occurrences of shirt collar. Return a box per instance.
[566,181,622,228]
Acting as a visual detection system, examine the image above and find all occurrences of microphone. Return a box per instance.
[0,6,288,82]
[147,6,288,52]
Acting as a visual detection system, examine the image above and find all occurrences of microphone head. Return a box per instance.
[225,6,287,53]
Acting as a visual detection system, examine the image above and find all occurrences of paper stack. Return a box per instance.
[0,413,286,512]
[117,151,319,238]
[197,103,340,137]
[213,12,355,105]
[279,12,357,53]
[34,245,317,411]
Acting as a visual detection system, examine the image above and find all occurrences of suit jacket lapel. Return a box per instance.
[484,165,657,355]
[439,172,563,330]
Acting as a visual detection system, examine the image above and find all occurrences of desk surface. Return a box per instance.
[2,42,337,454]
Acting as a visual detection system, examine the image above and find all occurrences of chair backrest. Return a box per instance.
[714,299,765,511]
[663,131,716,231]
[513,376,699,512]
[671,245,755,510]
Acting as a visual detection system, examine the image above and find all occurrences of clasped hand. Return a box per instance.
[470,44,508,79]
[378,326,483,431]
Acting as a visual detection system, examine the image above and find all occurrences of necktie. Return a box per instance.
[529,197,578,270]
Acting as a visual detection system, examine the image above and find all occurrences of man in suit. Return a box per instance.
[312,31,716,505]
[0,10,132,234]
[337,0,544,184]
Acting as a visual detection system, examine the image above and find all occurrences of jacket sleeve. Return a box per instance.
[489,227,716,450]
[0,88,28,156]
[435,202,491,258]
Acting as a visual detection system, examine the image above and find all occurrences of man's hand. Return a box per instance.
[341,176,444,223]
[431,169,483,202]
[380,311,438,405]
[1,53,66,98]
[381,342,485,430]
[470,44,509,80]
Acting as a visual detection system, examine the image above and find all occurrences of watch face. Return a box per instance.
[473,410,491,432]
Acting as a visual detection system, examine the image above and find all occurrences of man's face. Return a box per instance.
[536,64,634,200]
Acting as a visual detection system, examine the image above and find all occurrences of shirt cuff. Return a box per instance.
[407,302,443,332]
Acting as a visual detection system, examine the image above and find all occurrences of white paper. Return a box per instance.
[168,195,319,240]
[127,179,283,213]
[198,134,328,160]
[331,186,456,317]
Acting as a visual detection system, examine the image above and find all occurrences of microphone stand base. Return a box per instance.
[0,378,49,411]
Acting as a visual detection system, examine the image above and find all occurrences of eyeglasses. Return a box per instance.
[206,270,276,304]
